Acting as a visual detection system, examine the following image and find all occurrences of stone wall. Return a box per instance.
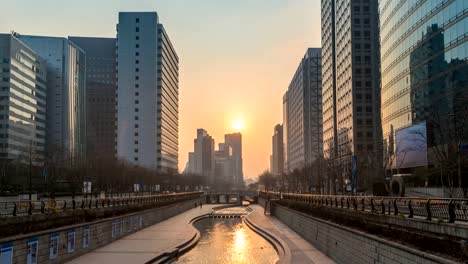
[272,204,456,264]
[0,198,202,264]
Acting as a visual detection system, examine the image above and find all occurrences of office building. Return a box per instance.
[321,0,382,192]
[18,35,86,160]
[379,0,468,170]
[284,48,323,172]
[194,129,214,182]
[0,33,47,162]
[224,132,243,185]
[116,12,179,172]
[69,37,117,160]
[270,124,284,175]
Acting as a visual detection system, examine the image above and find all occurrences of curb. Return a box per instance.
[244,214,291,264]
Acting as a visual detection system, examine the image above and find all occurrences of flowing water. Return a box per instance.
[175,217,278,264]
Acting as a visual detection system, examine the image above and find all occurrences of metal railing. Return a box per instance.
[0,192,203,217]
[259,192,468,223]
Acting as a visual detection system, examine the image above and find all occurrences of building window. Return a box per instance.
[353,6,360,12]
[136,36,139,40]
[135,68,139,72]
[135,44,139,48]
[135,84,139,88]
[136,27,139,32]
[135,76,139,80]
[135,52,139,56]
[134,124,139,128]
[134,149,138,153]
[135,116,139,120]
[134,141,138,144]
[135,100,139,104]
[136,18,140,23]
[134,157,138,161]
[135,60,139,64]
[134,132,139,136]
[135,92,139,96]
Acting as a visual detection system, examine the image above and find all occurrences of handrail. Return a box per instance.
[259,191,468,223]
[0,192,203,217]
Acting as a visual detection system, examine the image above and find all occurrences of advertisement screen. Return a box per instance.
[395,122,428,169]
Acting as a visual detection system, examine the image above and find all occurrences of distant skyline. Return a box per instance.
[0,0,322,179]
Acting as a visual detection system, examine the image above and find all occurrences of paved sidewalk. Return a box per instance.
[67,205,215,264]
[248,205,335,264]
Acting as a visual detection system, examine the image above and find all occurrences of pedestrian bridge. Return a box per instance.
[204,190,258,204]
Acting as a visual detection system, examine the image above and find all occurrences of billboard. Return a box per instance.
[395,122,428,169]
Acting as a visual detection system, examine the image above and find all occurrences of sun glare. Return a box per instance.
[232,119,244,132]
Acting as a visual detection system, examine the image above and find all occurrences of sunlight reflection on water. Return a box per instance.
[175,218,278,264]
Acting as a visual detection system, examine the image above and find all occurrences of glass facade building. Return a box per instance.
[0,33,47,162]
[117,12,179,172]
[321,0,382,192]
[380,0,468,166]
[69,37,117,161]
[17,35,86,161]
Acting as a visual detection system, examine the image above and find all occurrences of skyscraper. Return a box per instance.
[69,37,117,160]
[18,35,86,160]
[379,0,468,170]
[225,133,243,185]
[0,33,47,162]
[116,12,179,172]
[194,129,214,183]
[283,48,323,172]
[271,124,284,175]
[321,0,382,192]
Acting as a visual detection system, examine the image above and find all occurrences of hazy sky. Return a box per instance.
[0,0,322,179]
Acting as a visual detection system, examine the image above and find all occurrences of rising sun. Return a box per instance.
[232,119,244,132]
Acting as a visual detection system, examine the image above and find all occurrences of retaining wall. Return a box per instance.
[0,198,202,264]
[272,204,457,264]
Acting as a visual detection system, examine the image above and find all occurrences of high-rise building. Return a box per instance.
[18,35,86,160]
[282,92,289,172]
[321,0,382,192]
[379,0,468,169]
[194,129,214,182]
[224,133,243,185]
[214,143,233,186]
[0,33,47,162]
[271,124,284,175]
[283,48,323,172]
[116,12,179,172]
[69,37,117,161]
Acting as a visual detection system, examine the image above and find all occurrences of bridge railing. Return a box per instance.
[0,192,203,217]
[259,192,468,223]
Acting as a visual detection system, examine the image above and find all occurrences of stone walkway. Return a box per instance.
[248,205,335,264]
[67,205,216,264]
[69,204,334,264]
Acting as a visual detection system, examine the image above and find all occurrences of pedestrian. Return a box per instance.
[200,202,202,209]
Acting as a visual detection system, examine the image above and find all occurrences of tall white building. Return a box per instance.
[18,35,87,160]
[116,12,179,172]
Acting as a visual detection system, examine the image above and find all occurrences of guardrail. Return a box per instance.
[259,192,468,223]
[0,192,203,217]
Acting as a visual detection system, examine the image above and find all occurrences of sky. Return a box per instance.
[0,0,322,179]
